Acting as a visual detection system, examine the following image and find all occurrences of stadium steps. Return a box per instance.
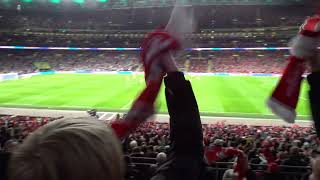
[185,60,190,72]
[207,60,212,73]
[135,65,142,72]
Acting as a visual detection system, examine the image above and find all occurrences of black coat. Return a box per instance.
[151,72,205,180]
[308,72,320,137]
[0,151,10,180]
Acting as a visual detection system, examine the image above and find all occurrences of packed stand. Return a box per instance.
[0,114,318,180]
[0,30,296,51]
[0,50,140,73]
[1,10,320,180]
[0,31,296,48]
[119,120,318,180]
[207,51,288,74]
[0,50,290,74]
[0,6,309,31]
[0,115,63,147]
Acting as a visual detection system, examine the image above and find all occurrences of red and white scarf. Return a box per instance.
[111,30,180,139]
[267,16,320,123]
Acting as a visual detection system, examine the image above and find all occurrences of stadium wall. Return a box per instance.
[0,71,284,82]
[0,73,19,81]
[12,71,282,79]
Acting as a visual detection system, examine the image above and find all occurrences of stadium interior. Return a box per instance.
[0,1,320,180]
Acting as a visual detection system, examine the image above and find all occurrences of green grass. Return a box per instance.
[0,74,311,119]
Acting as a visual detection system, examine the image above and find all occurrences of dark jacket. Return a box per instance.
[151,72,206,180]
[280,155,309,172]
[0,151,10,180]
[308,72,320,137]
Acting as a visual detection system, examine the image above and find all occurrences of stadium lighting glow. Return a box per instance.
[49,0,61,4]
[1,46,319,51]
[72,0,85,4]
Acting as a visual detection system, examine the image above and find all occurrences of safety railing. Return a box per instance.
[211,162,311,180]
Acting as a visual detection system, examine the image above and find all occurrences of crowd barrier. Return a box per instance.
[0,45,319,51]
[32,71,282,77]
[127,157,311,180]
[0,73,18,81]
[0,71,284,82]
[210,162,311,180]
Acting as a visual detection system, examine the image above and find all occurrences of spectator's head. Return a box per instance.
[164,145,170,154]
[132,147,142,154]
[302,142,310,150]
[292,140,301,147]
[289,146,300,156]
[212,139,224,147]
[115,113,120,120]
[276,151,286,160]
[156,152,167,164]
[222,169,237,180]
[8,117,124,180]
[130,140,138,149]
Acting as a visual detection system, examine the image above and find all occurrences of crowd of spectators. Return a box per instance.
[0,33,135,48]
[206,51,287,74]
[0,4,318,180]
[0,113,318,180]
[0,31,296,48]
[0,5,308,50]
[0,6,309,31]
[0,50,289,74]
[0,115,63,147]
[0,50,140,73]
[122,120,319,180]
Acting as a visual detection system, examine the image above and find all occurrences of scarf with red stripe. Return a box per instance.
[111,30,180,139]
[267,16,320,123]
[223,148,247,180]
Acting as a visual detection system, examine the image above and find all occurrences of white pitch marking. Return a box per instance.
[60,105,90,108]
[154,114,311,122]
[2,103,35,106]
[198,111,275,116]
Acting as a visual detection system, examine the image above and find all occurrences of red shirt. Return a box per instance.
[205,146,224,164]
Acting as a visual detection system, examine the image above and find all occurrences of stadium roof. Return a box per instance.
[0,0,306,10]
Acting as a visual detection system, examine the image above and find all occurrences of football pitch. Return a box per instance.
[0,74,311,119]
